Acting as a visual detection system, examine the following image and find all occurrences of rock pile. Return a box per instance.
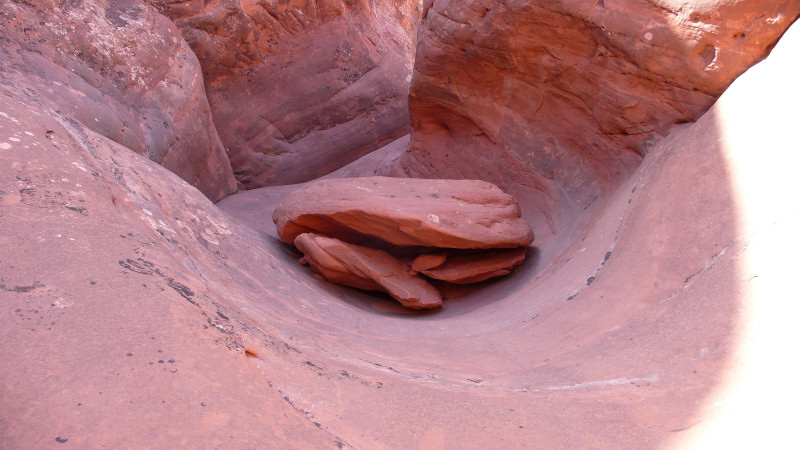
[273,177,534,309]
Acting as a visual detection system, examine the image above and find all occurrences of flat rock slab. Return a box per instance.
[421,248,527,284]
[410,252,448,272]
[274,177,534,249]
[294,233,443,310]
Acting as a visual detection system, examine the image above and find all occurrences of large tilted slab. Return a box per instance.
[273,177,534,249]
[294,233,443,310]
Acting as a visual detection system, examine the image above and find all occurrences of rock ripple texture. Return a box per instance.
[274,177,534,308]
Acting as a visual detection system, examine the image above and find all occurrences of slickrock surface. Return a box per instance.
[295,233,443,309]
[273,177,534,249]
[0,94,338,447]
[396,0,800,246]
[217,24,800,445]
[0,0,238,201]
[322,134,411,180]
[153,0,422,187]
[2,0,799,448]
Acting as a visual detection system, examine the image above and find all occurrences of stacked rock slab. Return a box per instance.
[273,177,534,309]
[295,233,444,309]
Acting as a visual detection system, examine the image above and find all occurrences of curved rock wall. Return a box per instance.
[2,0,800,447]
[0,0,238,202]
[397,0,799,245]
[152,0,423,187]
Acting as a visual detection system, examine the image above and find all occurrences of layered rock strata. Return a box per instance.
[153,0,423,187]
[274,176,534,248]
[0,0,238,201]
[295,233,444,309]
[274,177,534,308]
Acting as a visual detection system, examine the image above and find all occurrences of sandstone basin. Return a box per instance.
[1,0,799,447]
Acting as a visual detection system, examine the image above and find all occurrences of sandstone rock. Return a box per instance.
[421,247,527,284]
[322,135,411,180]
[0,91,335,447]
[3,6,799,448]
[0,0,238,202]
[396,0,800,247]
[153,0,423,187]
[294,233,443,309]
[273,177,534,249]
[410,252,447,273]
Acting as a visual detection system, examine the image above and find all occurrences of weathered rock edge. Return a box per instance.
[273,176,534,249]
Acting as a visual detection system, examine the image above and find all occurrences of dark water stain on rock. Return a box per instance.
[166,279,196,305]
[0,281,44,292]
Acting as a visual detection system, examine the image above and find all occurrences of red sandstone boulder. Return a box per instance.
[152,0,422,187]
[273,177,534,249]
[294,233,443,309]
[0,0,238,202]
[277,177,533,307]
[420,247,527,284]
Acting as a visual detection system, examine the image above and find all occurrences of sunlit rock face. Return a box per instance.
[151,0,423,187]
[0,0,238,202]
[0,88,342,446]
[398,0,800,245]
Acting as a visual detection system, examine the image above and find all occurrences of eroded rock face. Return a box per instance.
[0,0,238,202]
[397,0,800,244]
[273,176,534,249]
[152,0,423,187]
